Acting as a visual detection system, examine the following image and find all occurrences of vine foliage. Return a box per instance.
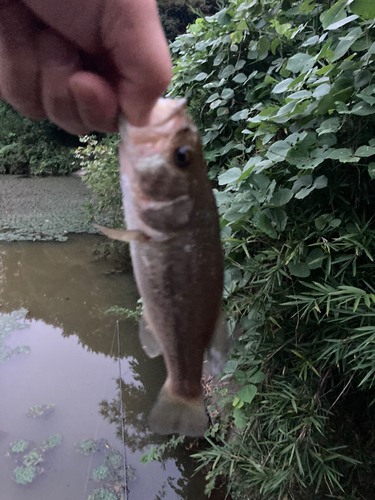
[168,0,375,498]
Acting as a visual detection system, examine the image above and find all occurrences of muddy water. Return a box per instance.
[0,235,219,500]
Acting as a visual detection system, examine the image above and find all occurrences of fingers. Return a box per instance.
[38,31,88,135]
[101,0,172,127]
[0,1,45,119]
[69,72,119,133]
[0,0,172,133]
[39,32,119,134]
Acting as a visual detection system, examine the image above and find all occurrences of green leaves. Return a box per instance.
[287,53,315,73]
[237,384,257,403]
[169,4,375,497]
[351,0,375,20]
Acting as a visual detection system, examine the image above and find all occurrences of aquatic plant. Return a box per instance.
[140,436,185,465]
[105,306,142,321]
[11,440,29,453]
[88,488,117,500]
[0,177,96,242]
[10,433,62,486]
[23,451,43,467]
[77,439,98,455]
[93,466,110,480]
[14,466,37,485]
[26,404,55,418]
[42,434,62,450]
[78,440,134,498]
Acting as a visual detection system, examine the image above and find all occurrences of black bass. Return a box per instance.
[97,98,225,437]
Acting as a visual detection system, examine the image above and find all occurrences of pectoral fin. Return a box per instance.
[205,310,230,376]
[94,224,150,243]
[139,313,163,358]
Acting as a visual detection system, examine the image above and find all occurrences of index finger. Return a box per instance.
[101,0,172,126]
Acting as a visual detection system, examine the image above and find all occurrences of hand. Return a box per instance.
[0,0,172,134]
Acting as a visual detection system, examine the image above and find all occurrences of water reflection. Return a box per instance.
[0,235,224,500]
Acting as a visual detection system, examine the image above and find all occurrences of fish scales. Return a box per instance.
[100,98,225,437]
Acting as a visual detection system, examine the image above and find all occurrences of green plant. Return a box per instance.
[140,435,185,465]
[105,305,142,321]
[11,440,29,453]
[23,451,43,468]
[42,434,62,450]
[14,466,37,485]
[0,102,77,176]
[167,0,375,498]
[88,488,117,500]
[74,135,123,226]
[10,433,62,486]
[93,466,110,480]
[77,439,98,455]
[26,404,55,418]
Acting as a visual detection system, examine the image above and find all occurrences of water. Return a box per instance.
[0,235,222,500]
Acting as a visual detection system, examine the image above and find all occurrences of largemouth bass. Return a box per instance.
[97,98,225,437]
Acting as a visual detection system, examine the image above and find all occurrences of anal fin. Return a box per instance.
[139,313,163,358]
[94,224,150,243]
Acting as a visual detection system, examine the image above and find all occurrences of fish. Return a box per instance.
[96,98,226,437]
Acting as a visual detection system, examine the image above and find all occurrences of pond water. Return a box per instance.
[0,234,222,500]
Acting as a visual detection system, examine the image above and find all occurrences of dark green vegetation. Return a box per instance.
[167,0,375,498]
[157,0,218,41]
[74,135,124,228]
[0,102,77,176]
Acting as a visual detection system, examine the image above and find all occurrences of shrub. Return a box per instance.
[168,0,375,498]
[0,102,77,176]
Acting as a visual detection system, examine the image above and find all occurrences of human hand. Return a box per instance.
[0,0,172,134]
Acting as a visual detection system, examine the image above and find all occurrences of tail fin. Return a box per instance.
[149,384,208,437]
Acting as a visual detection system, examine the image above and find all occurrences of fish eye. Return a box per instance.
[173,146,192,169]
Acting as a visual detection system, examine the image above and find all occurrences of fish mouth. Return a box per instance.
[120,98,187,134]
[119,98,196,150]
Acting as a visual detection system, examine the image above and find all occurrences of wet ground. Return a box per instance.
[0,177,223,500]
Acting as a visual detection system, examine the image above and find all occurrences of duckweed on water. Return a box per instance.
[11,440,29,453]
[0,177,98,242]
[77,439,98,455]
[26,404,55,418]
[23,451,43,467]
[42,434,62,450]
[79,439,134,499]
[88,488,118,500]
[14,466,37,485]
[93,466,110,480]
[10,434,62,485]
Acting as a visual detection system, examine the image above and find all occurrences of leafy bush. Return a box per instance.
[0,102,77,176]
[157,0,218,41]
[74,135,123,226]
[74,135,132,266]
[168,0,375,498]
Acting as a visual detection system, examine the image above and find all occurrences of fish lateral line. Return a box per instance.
[94,224,150,243]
